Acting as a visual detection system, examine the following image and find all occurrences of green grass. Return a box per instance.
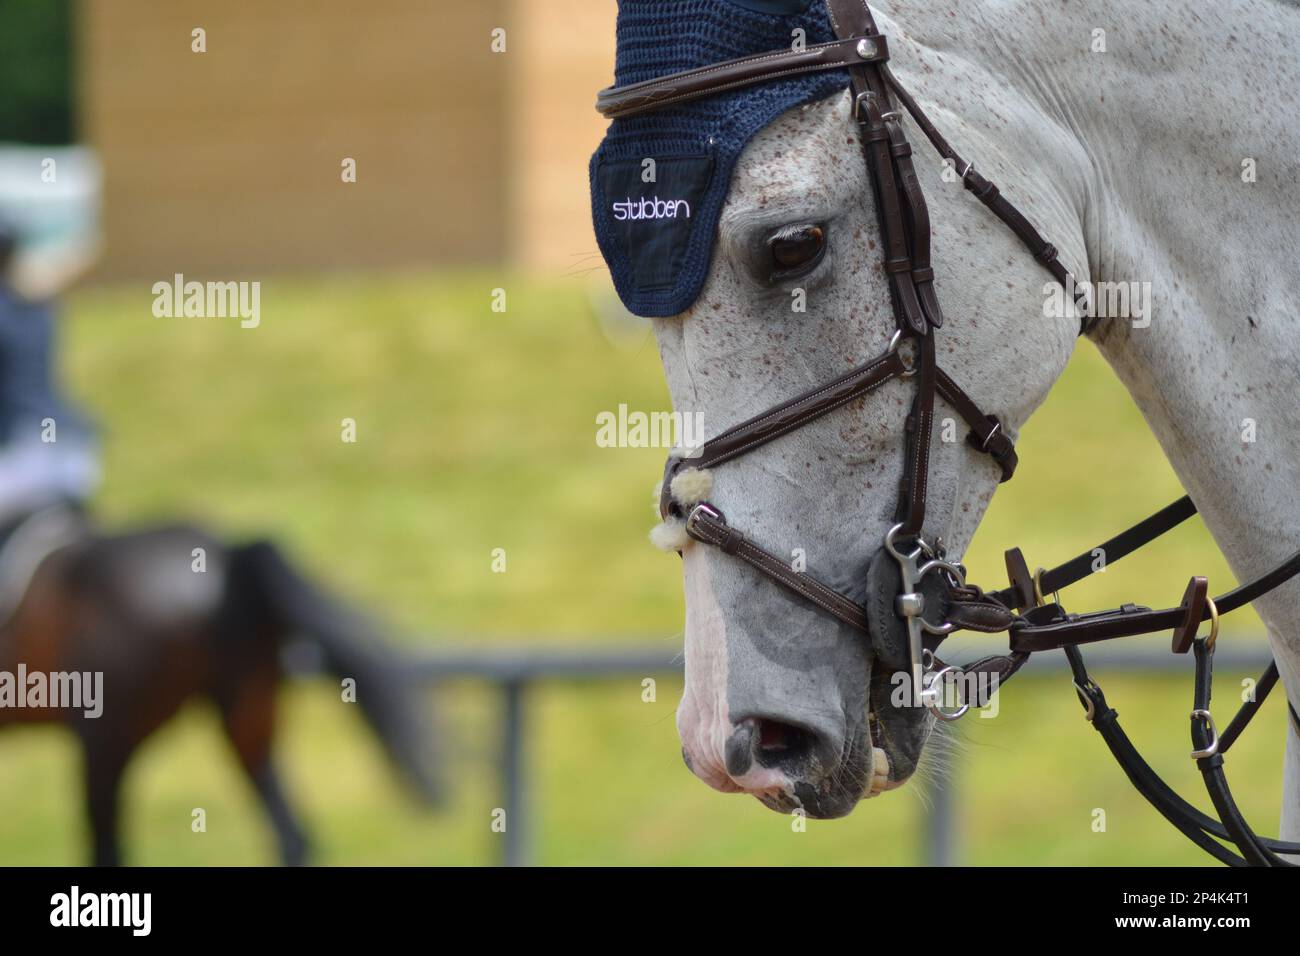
[0,271,1283,865]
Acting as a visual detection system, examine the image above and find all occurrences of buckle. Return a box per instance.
[853,89,885,126]
[887,328,919,378]
[1073,680,1099,722]
[1190,708,1219,759]
[685,503,723,537]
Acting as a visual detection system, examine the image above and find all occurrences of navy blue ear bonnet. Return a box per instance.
[589,0,848,317]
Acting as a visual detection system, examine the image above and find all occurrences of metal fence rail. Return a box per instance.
[410,641,1274,866]
[412,645,682,866]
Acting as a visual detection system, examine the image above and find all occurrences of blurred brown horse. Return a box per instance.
[0,511,440,865]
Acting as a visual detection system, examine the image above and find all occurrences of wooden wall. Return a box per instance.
[507,0,618,274]
[79,0,516,279]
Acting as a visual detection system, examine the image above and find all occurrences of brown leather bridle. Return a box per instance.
[598,0,1300,865]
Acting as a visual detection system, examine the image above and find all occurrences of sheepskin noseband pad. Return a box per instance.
[649,466,714,552]
[669,468,713,508]
[589,0,848,317]
[649,518,691,552]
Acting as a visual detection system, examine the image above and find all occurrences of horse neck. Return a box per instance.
[1079,14,1300,548]
[887,0,1300,841]
[1075,5,1300,708]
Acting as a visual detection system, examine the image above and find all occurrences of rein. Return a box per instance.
[598,0,1300,865]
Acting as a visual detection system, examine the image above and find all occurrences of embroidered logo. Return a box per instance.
[611,197,692,221]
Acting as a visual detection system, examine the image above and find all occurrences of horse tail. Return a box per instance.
[223,539,442,804]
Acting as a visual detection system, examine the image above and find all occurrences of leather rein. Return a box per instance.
[598,0,1300,865]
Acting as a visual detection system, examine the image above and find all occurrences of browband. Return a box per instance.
[596,35,889,120]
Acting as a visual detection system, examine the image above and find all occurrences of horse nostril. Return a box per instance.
[751,718,818,771]
[728,717,816,780]
[726,717,825,779]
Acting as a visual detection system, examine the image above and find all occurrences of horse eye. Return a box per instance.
[768,224,826,280]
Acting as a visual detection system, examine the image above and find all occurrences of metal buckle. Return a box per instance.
[685,503,722,537]
[1203,597,1220,652]
[1190,708,1219,759]
[980,420,1002,451]
[1072,680,1098,722]
[853,90,875,123]
[887,329,919,378]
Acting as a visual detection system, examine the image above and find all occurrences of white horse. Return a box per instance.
[647,0,1300,838]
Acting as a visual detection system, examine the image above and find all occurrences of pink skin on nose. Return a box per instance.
[676,550,747,793]
[727,764,790,796]
[677,691,796,797]
[676,687,744,793]
[675,546,799,801]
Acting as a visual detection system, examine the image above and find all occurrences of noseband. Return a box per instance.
[599,0,1300,865]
